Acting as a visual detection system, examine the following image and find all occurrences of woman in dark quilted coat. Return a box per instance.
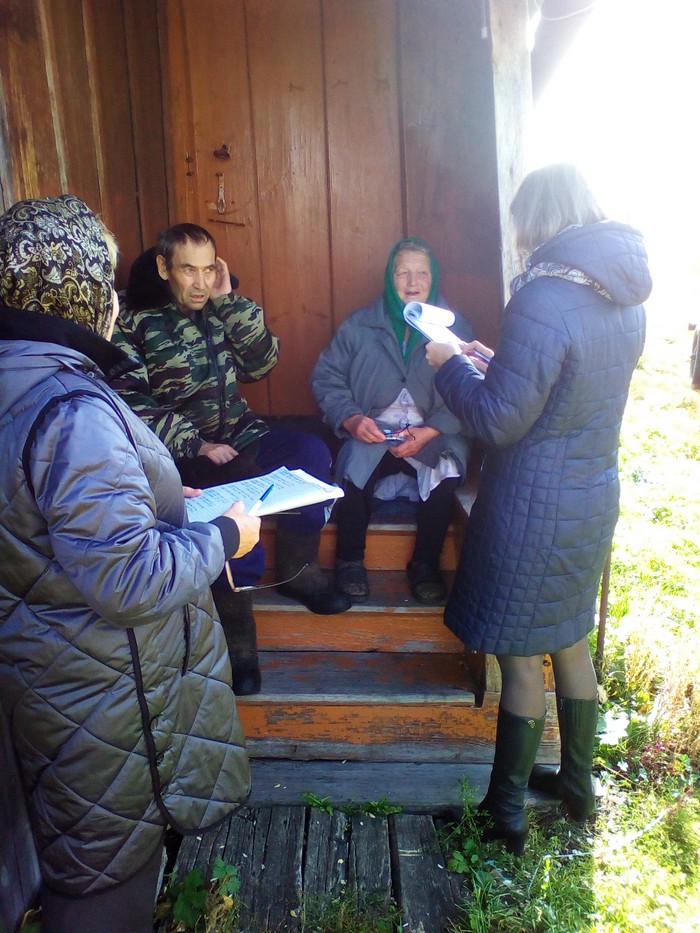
[0,196,260,932]
[427,164,651,854]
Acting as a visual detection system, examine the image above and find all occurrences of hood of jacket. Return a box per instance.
[0,307,133,417]
[529,220,652,308]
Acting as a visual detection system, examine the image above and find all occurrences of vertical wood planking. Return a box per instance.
[122,0,170,253]
[183,0,271,414]
[399,0,503,345]
[156,0,199,226]
[246,0,331,414]
[81,0,142,276]
[323,0,403,329]
[489,0,532,301]
[0,0,63,199]
[42,0,100,207]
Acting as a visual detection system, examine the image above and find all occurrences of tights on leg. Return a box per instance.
[335,454,415,563]
[550,636,598,700]
[335,455,459,566]
[497,654,547,719]
[413,476,460,567]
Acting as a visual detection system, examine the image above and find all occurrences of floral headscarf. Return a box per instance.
[0,194,115,338]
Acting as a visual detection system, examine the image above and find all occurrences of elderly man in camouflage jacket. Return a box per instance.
[112,223,350,696]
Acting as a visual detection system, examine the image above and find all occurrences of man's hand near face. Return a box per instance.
[211,257,233,299]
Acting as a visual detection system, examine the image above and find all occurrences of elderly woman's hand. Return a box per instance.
[389,425,439,459]
[343,413,387,444]
[425,341,461,371]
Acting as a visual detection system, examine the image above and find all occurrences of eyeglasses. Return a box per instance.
[224,562,310,593]
[383,420,416,442]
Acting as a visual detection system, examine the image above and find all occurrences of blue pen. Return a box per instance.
[250,484,274,515]
[467,348,491,365]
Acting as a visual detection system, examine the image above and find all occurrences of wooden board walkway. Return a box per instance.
[168,805,469,933]
[162,759,554,933]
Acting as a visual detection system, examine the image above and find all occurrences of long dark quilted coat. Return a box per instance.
[435,221,651,656]
[0,314,250,896]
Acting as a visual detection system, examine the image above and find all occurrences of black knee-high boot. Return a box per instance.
[528,695,598,820]
[275,526,351,614]
[477,706,546,855]
[211,583,261,696]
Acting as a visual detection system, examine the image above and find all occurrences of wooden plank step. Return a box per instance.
[255,610,465,654]
[246,758,494,810]
[261,520,462,571]
[236,654,559,762]
[245,649,478,701]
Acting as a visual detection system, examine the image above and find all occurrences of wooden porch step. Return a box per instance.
[260,492,471,572]
[236,651,559,763]
[254,570,464,651]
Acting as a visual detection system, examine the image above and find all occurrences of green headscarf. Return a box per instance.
[0,194,116,338]
[383,236,440,359]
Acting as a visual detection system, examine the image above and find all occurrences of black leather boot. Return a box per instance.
[529,695,598,821]
[477,706,546,855]
[211,584,261,696]
[275,527,351,614]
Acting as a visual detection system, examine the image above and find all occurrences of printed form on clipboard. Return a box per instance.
[185,466,344,524]
[403,301,462,346]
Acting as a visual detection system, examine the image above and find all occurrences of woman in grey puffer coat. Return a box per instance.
[427,164,651,855]
[0,196,259,932]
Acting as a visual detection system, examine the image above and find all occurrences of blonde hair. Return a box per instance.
[510,163,606,258]
[97,216,119,270]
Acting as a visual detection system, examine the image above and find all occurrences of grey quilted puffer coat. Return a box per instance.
[0,317,250,896]
[435,221,651,656]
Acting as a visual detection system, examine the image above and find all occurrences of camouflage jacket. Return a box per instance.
[111,294,279,459]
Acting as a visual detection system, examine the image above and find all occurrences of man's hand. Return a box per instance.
[223,500,261,558]
[343,413,387,443]
[183,485,202,498]
[390,425,439,459]
[199,441,239,465]
[211,257,233,298]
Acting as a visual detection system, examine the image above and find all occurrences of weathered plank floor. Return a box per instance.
[164,760,553,933]
[171,805,468,933]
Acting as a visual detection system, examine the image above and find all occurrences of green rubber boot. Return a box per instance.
[529,695,598,821]
[477,706,545,855]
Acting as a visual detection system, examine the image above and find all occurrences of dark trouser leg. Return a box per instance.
[41,839,164,933]
[335,452,415,562]
[210,576,261,696]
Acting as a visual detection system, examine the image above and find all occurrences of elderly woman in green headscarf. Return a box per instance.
[311,236,473,604]
[0,195,260,932]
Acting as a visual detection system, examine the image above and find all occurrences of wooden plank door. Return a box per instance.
[158,0,505,416]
